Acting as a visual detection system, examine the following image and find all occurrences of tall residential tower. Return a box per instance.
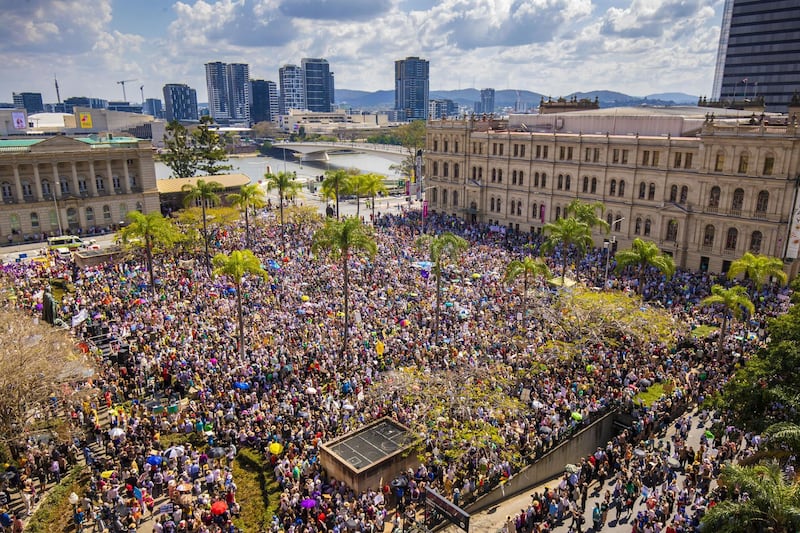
[204,61,251,124]
[302,58,335,112]
[395,57,429,121]
[162,84,199,122]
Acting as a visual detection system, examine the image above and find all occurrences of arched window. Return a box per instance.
[648,183,656,201]
[517,202,522,216]
[725,227,738,250]
[496,198,501,212]
[9,214,20,233]
[644,218,651,236]
[614,215,622,231]
[750,231,762,253]
[609,179,617,196]
[518,171,523,186]
[66,207,78,227]
[491,168,497,182]
[454,163,459,178]
[0,182,13,201]
[112,175,121,190]
[119,203,128,220]
[557,174,563,190]
[639,182,646,199]
[85,207,94,222]
[77,175,88,194]
[756,190,769,214]
[443,162,449,177]
[443,189,449,206]
[510,200,515,214]
[49,210,58,229]
[680,186,688,204]
[96,175,105,191]
[30,212,39,229]
[565,175,571,190]
[555,206,561,219]
[21,181,32,198]
[541,173,546,187]
[731,188,744,211]
[703,225,715,247]
[497,170,502,183]
[452,190,458,207]
[534,172,539,187]
[634,217,642,235]
[41,179,51,195]
[666,220,678,241]
[60,176,70,194]
[433,162,439,176]
[512,170,517,185]
[490,197,495,211]
[539,205,546,221]
[618,180,626,196]
[591,177,597,194]
[708,186,720,208]
[583,176,589,193]
[472,167,478,180]
[103,205,111,221]
[532,203,538,218]
[669,185,678,202]
[606,213,613,228]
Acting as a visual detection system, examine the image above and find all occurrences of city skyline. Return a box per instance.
[4,0,725,106]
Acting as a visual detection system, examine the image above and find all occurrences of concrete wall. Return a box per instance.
[465,411,618,515]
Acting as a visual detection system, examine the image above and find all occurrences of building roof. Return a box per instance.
[156,174,251,194]
[0,135,143,151]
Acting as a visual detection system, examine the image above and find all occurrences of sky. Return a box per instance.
[2,0,725,105]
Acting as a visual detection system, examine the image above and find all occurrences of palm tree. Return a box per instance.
[416,232,469,342]
[504,256,551,319]
[700,284,755,359]
[728,252,787,297]
[361,173,388,224]
[347,172,369,218]
[211,250,268,358]
[566,199,610,233]
[312,218,377,353]
[227,183,266,248]
[701,461,800,533]
[614,238,676,295]
[765,422,800,456]
[322,169,352,220]
[182,179,223,273]
[541,217,593,286]
[118,211,181,292]
[264,171,302,257]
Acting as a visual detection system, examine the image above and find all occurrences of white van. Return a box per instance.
[47,235,93,250]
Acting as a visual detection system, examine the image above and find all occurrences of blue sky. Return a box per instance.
[2,0,724,105]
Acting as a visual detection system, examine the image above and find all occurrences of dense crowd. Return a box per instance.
[0,207,790,532]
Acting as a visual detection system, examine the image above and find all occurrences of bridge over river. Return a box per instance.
[277,141,410,164]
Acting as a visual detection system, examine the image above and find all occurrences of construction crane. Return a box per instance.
[116,79,137,102]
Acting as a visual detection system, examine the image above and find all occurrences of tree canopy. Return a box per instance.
[160,117,232,178]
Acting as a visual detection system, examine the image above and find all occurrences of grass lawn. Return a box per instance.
[232,448,279,532]
[26,465,88,533]
[690,324,718,338]
[634,382,667,407]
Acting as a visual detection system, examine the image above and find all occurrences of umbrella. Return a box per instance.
[108,427,125,439]
[268,442,284,455]
[165,446,185,459]
[306,387,317,394]
[300,498,316,509]
[565,464,580,474]
[531,400,544,409]
[571,412,583,422]
[208,447,226,459]
[100,470,115,479]
[538,425,553,434]
[146,455,163,466]
[234,382,250,390]
[704,430,715,440]
[667,457,681,469]
[343,403,355,411]
[176,483,193,492]
[211,501,229,515]
[634,448,646,458]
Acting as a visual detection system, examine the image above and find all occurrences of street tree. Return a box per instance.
[192,116,233,175]
[416,232,469,342]
[264,171,302,256]
[504,256,551,319]
[182,179,223,273]
[542,217,593,286]
[161,121,197,178]
[228,183,267,248]
[390,120,426,182]
[118,211,181,291]
[362,173,388,224]
[699,284,755,359]
[212,250,268,358]
[312,218,377,353]
[566,199,610,233]
[322,169,352,220]
[728,252,787,297]
[614,238,676,295]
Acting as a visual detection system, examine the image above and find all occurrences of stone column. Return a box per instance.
[11,165,24,202]
[70,161,81,196]
[49,163,62,199]
[29,164,43,200]
[121,160,132,194]
[86,161,98,196]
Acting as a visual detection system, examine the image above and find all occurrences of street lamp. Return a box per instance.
[604,217,625,289]
[52,178,63,236]
[422,185,436,234]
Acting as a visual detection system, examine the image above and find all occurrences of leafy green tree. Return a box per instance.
[361,173,388,224]
[416,232,469,342]
[614,238,676,295]
[312,218,377,353]
[322,169,352,220]
[392,120,426,181]
[192,116,233,175]
[728,253,787,297]
[542,217,593,286]
[228,183,266,248]
[118,211,181,291]
[182,179,223,273]
[505,256,551,319]
[700,284,755,359]
[566,199,610,233]
[264,171,302,257]
[212,250,268,358]
[161,120,197,178]
[701,462,800,533]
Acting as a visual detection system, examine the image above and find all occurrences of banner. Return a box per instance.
[79,113,93,129]
[11,112,25,129]
[71,309,88,327]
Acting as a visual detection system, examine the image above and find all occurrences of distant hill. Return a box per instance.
[334,88,698,112]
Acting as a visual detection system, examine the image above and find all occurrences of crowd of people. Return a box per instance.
[0,205,791,532]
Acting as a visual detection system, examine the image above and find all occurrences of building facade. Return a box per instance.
[279,65,306,115]
[302,58,335,113]
[205,62,251,124]
[12,92,44,115]
[395,57,429,121]
[143,98,163,119]
[163,84,199,122]
[712,0,800,112]
[0,135,159,242]
[425,110,800,276]
[205,62,230,121]
[250,79,279,123]
[480,88,495,115]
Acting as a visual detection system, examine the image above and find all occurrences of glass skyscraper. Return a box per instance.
[395,57,429,121]
[162,84,198,122]
[204,61,250,124]
[712,0,800,112]
[302,58,335,113]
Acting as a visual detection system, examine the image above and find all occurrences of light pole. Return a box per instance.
[53,178,63,236]
[604,217,625,289]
